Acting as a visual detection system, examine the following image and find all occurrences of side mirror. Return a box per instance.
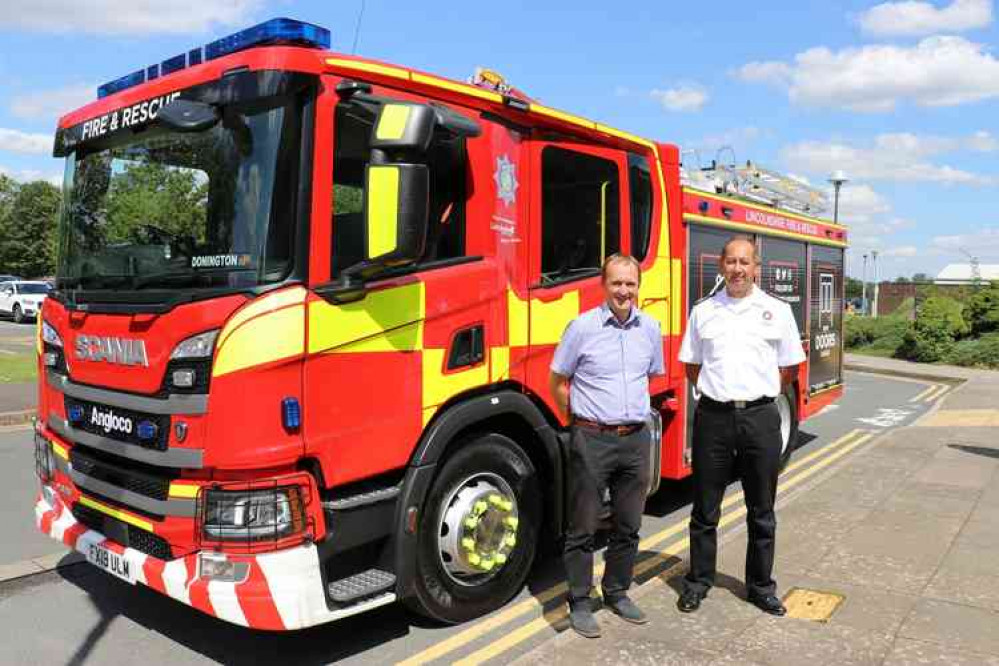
[364,163,429,266]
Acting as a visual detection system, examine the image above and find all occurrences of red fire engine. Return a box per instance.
[33,18,847,630]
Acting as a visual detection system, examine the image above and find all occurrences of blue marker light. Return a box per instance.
[68,405,85,423]
[282,397,301,431]
[96,18,331,99]
[137,421,159,441]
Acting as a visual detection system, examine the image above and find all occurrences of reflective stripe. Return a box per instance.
[78,494,154,532]
[208,580,249,627]
[162,559,191,605]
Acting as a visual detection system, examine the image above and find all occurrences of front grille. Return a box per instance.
[72,503,172,560]
[64,397,170,451]
[70,447,172,501]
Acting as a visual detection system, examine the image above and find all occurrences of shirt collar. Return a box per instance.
[601,301,639,327]
[717,284,758,310]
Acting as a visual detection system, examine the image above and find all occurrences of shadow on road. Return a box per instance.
[57,564,416,665]
[50,428,826,663]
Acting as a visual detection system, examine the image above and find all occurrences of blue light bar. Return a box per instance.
[204,17,330,61]
[96,17,330,99]
[97,69,146,99]
[161,54,186,76]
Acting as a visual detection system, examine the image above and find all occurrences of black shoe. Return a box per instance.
[677,589,705,613]
[747,593,787,616]
[568,600,601,638]
[604,594,648,624]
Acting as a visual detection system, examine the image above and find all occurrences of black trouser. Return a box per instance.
[684,401,782,598]
[564,424,650,604]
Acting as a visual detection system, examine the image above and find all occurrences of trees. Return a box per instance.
[0,179,61,278]
[964,283,999,336]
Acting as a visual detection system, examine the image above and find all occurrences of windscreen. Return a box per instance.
[57,97,302,292]
[19,284,50,294]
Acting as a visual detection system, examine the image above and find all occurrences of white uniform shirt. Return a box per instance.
[678,285,806,402]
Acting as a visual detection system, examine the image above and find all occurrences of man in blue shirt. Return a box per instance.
[550,254,665,638]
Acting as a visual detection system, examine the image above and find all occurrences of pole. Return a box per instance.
[861,253,868,316]
[872,251,879,319]
[833,182,841,225]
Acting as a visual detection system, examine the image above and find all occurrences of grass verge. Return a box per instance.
[0,352,37,383]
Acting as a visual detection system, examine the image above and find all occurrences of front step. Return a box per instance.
[328,569,397,604]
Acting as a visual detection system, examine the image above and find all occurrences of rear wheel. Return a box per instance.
[12,304,23,324]
[408,432,541,624]
[776,386,799,470]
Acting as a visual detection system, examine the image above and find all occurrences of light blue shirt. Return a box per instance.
[551,302,665,425]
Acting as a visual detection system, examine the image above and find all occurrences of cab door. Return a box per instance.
[526,140,629,421]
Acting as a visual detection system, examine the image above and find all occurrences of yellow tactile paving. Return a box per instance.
[917,409,999,428]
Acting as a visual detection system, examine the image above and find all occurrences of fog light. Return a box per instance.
[172,369,196,388]
[198,552,249,583]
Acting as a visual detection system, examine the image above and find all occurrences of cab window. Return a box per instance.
[330,99,467,278]
[540,146,620,285]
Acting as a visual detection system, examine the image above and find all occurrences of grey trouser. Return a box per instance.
[564,424,650,603]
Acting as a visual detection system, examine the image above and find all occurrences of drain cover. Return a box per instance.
[782,587,845,622]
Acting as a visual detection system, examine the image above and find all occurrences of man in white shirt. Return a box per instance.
[676,235,806,616]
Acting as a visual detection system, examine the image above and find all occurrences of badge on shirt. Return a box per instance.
[762,310,773,321]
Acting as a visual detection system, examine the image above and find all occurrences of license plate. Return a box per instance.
[87,542,136,585]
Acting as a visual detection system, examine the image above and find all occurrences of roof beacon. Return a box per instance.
[97,17,331,99]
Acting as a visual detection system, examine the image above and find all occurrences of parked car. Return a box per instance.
[0,274,23,283]
[0,281,51,323]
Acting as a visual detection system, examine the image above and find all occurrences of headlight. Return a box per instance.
[41,320,62,348]
[202,486,305,542]
[170,329,219,359]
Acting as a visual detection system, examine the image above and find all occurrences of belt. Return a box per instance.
[572,417,645,436]
[698,395,775,411]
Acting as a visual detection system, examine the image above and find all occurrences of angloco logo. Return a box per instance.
[90,406,134,435]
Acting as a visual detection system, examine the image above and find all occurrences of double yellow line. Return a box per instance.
[400,427,875,666]
[911,383,950,403]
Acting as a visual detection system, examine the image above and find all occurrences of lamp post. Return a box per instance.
[871,250,879,319]
[828,170,849,225]
[862,253,869,316]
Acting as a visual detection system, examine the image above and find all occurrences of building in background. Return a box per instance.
[935,264,999,285]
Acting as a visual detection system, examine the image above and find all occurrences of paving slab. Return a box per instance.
[713,616,895,666]
[899,598,999,656]
[883,638,999,666]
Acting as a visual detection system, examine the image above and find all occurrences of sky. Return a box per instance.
[3,0,999,279]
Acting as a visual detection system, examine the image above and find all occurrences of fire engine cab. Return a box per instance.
[33,18,847,630]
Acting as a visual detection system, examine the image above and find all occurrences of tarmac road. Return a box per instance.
[0,370,953,665]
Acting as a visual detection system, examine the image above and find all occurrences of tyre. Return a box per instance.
[776,385,799,470]
[408,432,541,624]
[12,304,23,324]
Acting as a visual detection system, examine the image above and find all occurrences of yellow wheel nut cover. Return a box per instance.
[505,516,519,529]
[504,534,517,547]
[495,553,508,564]
[480,558,495,571]
[474,500,488,514]
[461,537,476,551]
[467,553,481,565]
[464,517,479,529]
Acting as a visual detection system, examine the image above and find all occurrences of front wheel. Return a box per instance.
[408,432,541,624]
[12,304,23,324]
[776,386,799,470]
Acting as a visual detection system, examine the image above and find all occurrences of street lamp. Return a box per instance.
[828,170,849,225]
[871,250,879,319]
[862,253,869,316]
